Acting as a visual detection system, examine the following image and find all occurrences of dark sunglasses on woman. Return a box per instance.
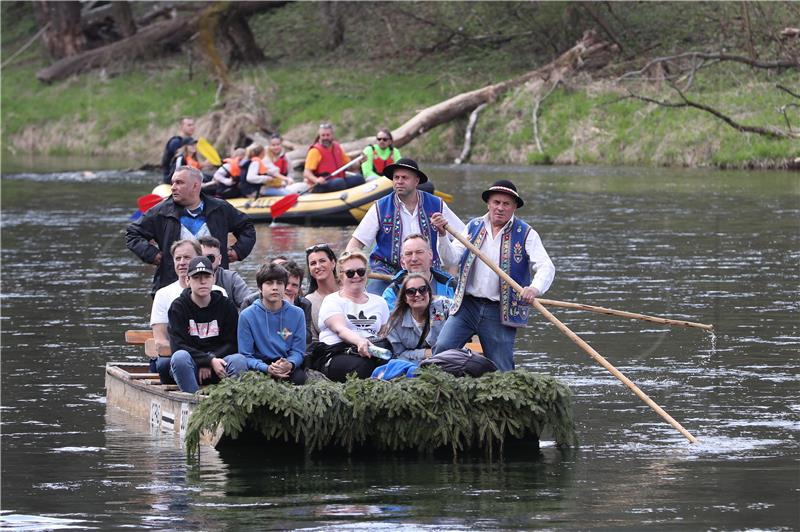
[404,285,430,297]
[343,268,367,278]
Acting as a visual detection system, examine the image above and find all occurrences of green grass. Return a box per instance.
[2,63,216,155]
[2,1,797,167]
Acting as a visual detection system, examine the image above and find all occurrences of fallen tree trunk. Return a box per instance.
[284,30,615,168]
[36,1,287,84]
[36,14,199,83]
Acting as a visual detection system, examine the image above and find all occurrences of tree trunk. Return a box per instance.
[220,12,264,64]
[110,1,137,38]
[33,1,86,60]
[36,2,287,83]
[284,30,616,168]
[36,14,199,83]
[320,1,345,49]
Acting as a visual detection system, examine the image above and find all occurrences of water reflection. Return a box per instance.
[1,165,798,529]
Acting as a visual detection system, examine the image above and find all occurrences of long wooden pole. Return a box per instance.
[537,298,714,331]
[444,225,698,443]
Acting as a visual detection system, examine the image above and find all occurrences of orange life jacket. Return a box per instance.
[311,142,346,178]
[250,156,268,175]
[186,154,201,170]
[222,157,241,183]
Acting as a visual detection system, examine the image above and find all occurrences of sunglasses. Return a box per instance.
[343,268,367,278]
[206,254,218,263]
[404,285,430,297]
[306,243,332,255]
[376,137,391,141]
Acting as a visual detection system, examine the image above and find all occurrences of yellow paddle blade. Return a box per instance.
[434,190,454,202]
[197,137,222,166]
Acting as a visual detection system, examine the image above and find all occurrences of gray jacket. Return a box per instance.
[386,299,450,362]
[215,267,256,311]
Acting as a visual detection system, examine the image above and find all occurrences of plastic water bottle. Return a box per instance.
[367,345,392,360]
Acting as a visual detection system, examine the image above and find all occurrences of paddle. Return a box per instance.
[137,193,163,212]
[442,224,699,444]
[197,137,222,166]
[130,193,165,220]
[433,190,454,202]
[270,155,364,220]
[536,298,713,331]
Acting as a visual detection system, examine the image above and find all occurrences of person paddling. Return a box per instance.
[430,180,555,371]
[303,123,365,193]
[361,128,401,180]
[161,117,195,184]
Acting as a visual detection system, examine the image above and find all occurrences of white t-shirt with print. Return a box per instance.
[318,291,389,346]
[150,280,228,326]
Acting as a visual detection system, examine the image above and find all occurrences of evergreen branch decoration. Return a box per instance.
[185,368,577,458]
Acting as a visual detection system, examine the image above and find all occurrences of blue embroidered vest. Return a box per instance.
[450,217,532,327]
[369,191,443,274]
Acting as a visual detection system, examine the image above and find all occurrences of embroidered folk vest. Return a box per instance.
[369,191,443,275]
[450,217,532,327]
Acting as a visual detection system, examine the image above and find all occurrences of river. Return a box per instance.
[1,164,798,530]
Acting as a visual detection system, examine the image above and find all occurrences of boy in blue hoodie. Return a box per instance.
[238,263,307,384]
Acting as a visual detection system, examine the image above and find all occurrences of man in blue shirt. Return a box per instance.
[382,233,456,310]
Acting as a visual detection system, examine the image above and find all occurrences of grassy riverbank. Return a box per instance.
[2,1,797,169]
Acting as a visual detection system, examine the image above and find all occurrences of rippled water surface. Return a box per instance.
[2,165,798,530]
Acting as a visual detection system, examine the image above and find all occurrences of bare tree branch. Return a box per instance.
[454,103,488,165]
[777,84,800,100]
[619,51,798,81]
[779,103,799,131]
[626,83,800,139]
[532,80,561,153]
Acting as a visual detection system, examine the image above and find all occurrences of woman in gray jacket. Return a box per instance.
[384,274,450,362]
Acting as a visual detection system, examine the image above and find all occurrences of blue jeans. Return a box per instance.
[259,187,288,196]
[168,350,248,393]
[433,295,518,371]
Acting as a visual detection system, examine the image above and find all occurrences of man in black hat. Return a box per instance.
[430,180,555,371]
[347,157,464,295]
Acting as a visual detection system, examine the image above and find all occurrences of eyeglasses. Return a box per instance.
[306,243,332,255]
[376,137,391,141]
[343,268,367,278]
[404,285,430,297]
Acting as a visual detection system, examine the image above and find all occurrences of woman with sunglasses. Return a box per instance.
[314,251,390,381]
[304,243,339,343]
[361,128,402,180]
[384,273,449,362]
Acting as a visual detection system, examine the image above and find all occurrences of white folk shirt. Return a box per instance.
[351,193,465,251]
[436,213,555,301]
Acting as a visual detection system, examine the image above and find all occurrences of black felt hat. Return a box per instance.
[481,179,524,208]
[382,157,428,184]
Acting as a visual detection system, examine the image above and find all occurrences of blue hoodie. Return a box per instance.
[238,298,306,371]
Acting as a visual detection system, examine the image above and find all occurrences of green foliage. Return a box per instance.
[2,1,797,167]
[184,368,577,458]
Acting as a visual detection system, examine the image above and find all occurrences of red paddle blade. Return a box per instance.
[137,193,163,213]
[270,193,300,219]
